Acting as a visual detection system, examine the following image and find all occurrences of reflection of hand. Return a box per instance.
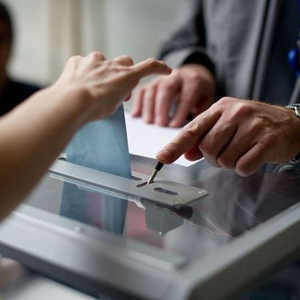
[157,97,300,176]
[131,64,215,127]
[54,52,172,122]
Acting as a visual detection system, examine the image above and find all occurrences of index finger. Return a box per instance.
[156,110,220,164]
[132,59,172,78]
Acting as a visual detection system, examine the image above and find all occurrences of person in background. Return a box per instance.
[132,1,298,128]
[0,1,39,117]
[133,1,300,299]
[130,0,300,177]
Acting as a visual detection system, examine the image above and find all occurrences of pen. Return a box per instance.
[147,161,164,185]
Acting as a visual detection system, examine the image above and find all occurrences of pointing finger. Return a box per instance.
[132,59,172,78]
[156,110,220,164]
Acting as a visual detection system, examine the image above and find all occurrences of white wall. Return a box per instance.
[104,0,180,61]
[1,0,180,86]
[2,0,53,84]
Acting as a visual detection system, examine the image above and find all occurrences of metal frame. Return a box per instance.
[0,205,181,300]
[49,160,208,207]
[1,161,300,299]
[1,199,300,299]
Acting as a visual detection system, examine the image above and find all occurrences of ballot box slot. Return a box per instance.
[49,160,208,207]
[154,187,178,196]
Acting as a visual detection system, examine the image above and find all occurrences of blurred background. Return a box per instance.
[3,0,180,86]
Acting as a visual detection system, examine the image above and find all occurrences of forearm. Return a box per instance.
[0,85,90,220]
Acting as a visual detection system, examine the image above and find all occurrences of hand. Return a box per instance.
[156,97,300,177]
[54,52,172,121]
[131,64,215,127]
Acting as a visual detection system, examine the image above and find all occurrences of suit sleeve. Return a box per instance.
[158,0,215,75]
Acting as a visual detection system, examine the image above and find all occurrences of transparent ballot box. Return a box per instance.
[1,157,300,300]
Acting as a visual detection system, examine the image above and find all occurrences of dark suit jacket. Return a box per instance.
[159,0,299,104]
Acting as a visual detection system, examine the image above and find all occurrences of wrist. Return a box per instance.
[182,63,215,82]
[46,84,94,128]
[182,51,216,77]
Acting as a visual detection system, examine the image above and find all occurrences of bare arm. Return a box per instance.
[0,52,171,221]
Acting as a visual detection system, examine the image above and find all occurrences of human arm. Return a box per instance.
[156,97,300,176]
[0,53,171,221]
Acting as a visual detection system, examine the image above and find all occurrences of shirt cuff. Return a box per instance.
[161,48,215,76]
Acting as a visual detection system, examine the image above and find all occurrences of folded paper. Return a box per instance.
[66,105,131,178]
[61,105,130,234]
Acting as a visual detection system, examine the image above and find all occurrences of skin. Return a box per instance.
[0,52,171,221]
[131,64,215,127]
[156,97,300,177]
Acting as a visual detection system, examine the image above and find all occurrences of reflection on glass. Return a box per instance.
[191,169,300,238]
[60,182,127,235]
[24,160,300,300]
[143,201,189,235]
[24,162,300,265]
[55,166,300,260]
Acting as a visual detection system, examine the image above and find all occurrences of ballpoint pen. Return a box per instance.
[147,161,164,185]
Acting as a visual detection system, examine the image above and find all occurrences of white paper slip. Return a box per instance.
[125,112,200,167]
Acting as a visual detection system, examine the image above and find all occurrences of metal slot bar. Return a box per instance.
[49,160,208,207]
